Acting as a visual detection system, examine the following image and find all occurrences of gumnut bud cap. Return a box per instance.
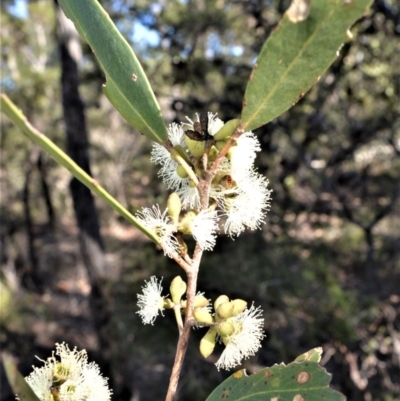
[216,320,235,337]
[214,295,230,311]
[232,299,247,316]
[194,294,210,308]
[185,135,205,157]
[170,276,187,304]
[200,328,217,358]
[193,308,214,325]
[167,193,182,225]
[213,119,240,140]
[216,301,235,319]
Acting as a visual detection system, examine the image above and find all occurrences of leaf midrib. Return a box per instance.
[243,5,337,129]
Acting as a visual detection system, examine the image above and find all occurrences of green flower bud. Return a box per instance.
[213,119,240,140]
[215,140,228,151]
[216,320,235,337]
[181,295,209,309]
[176,164,189,178]
[214,295,230,311]
[216,301,234,319]
[200,328,217,358]
[221,334,231,346]
[231,299,247,316]
[170,276,187,304]
[185,136,205,158]
[194,294,210,308]
[167,193,182,225]
[193,308,214,325]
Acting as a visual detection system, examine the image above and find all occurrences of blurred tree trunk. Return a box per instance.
[22,147,41,291]
[55,1,114,388]
[22,145,55,291]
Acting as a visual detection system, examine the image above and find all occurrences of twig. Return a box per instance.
[210,123,244,173]
[165,255,201,401]
[165,121,245,400]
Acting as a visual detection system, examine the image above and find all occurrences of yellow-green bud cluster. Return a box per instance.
[196,295,248,358]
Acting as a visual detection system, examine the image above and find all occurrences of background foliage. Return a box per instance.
[1,1,399,400]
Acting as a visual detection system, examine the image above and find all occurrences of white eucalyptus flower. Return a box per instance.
[230,131,261,181]
[190,209,220,251]
[177,185,201,210]
[135,205,179,258]
[207,112,225,136]
[223,171,272,237]
[215,304,265,370]
[136,276,166,325]
[151,123,190,191]
[24,343,112,401]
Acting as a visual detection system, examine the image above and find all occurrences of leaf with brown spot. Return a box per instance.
[297,371,311,384]
[206,349,344,401]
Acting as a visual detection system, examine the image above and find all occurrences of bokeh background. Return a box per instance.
[1,0,399,400]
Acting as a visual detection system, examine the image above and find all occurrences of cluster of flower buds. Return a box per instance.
[137,276,265,370]
[24,343,112,401]
[136,112,272,257]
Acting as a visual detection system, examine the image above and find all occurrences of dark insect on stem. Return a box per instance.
[185,112,213,141]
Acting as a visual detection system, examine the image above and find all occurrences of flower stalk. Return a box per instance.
[143,112,271,400]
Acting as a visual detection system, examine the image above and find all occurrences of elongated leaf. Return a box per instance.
[58,0,167,143]
[2,353,41,401]
[0,94,160,244]
[206,348,344,401]
[242,0,372,131]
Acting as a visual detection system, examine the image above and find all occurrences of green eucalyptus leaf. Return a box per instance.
[242,0,372,131]
[0,94,160,244]
[206,348,345,401]
[58,0,167,143]
[2,353,41,401]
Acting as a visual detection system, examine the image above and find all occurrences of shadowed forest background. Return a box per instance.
[0,0,399,400]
